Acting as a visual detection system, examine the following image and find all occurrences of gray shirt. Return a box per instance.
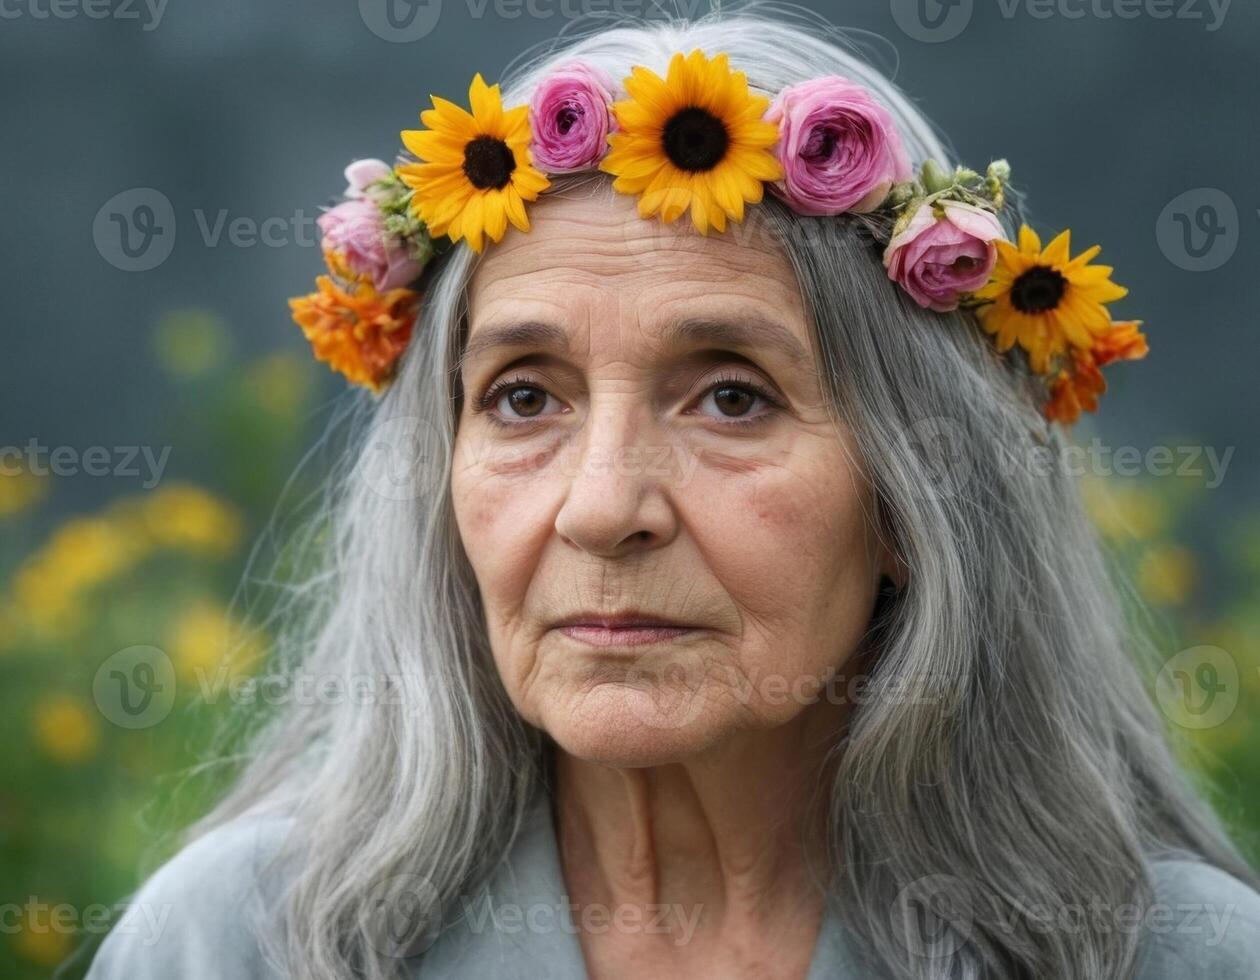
[84,796,1260,979]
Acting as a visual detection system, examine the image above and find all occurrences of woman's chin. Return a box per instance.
[539,683,729,768]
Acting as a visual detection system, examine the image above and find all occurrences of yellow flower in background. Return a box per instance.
[11,565,79,634]
[166,598,264,683]
[244,351,315,421]
[34,695,100,764]
[399,73,550,253]
[1137,545,1197,606]
[11,517,149,636]
[0,467,48,518]
[973,225,1129,374]
[152,309,232,379]
[1081,478,1169,541]
[141,483,242,557]
[5,483,242,641]
[601,49,783,234]
[47,518,143,582]
[11,898,73,967]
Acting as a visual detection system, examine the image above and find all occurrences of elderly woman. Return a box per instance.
[85,8,1260,980]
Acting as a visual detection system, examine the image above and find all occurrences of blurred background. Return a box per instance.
[2,0,1258,975]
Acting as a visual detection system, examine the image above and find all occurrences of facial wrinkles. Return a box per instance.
[455,191,887,751]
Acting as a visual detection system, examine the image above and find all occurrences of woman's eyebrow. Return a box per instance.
[460,320,570,369]
[459,314,812,370]
[662,316,813,369]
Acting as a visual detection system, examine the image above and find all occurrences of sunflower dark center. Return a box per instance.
[462,136,516,190]
[662,107,729,172]
[1010,265,1067,313]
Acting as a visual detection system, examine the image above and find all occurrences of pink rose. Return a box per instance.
[318,197,421,292]
[883,200,1005,313]
[767,76,912,215]
[529,61,616,173]
[342,158,393,198]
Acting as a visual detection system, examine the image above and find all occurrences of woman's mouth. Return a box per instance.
[555,624,698,647]
[551,611,703,647]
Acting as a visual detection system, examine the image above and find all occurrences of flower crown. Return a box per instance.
[289,48,1146,423]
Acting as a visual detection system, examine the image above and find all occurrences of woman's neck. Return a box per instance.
[551,698,845,978]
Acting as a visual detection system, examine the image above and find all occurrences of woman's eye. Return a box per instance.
[485,382,564,422]
[695,379,776,422]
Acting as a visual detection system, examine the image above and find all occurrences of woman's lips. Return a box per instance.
[555,624,698,647]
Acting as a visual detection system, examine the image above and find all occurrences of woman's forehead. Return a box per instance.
[466,189,808,342]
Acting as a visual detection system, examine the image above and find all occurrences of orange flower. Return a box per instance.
[1092,319,1148,367]
[1044,352,1105,425]
[289,252,420,392]
[1043,319,1147,424]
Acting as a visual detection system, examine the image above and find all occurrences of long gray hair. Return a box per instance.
[191,5,1258,978]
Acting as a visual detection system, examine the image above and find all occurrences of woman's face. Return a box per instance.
[452,188,894,767]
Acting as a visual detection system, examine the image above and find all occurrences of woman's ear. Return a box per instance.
[881,548,908,593]
[869,493,907,593]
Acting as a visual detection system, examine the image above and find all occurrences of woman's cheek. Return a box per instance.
[693,451,876,661]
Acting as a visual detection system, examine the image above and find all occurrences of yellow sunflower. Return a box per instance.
[397,73,550,253]
[599,49,783,234]
[971,225,1129,374]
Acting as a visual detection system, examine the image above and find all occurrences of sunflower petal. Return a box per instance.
[401,128,467,163]
[1017,224,1042,255]
[503,186,529,232]
[461,193,485,253]
[483,191,509,243]
[1042,229,1072,268]
[468,73,503,132]
[422,97,477,133]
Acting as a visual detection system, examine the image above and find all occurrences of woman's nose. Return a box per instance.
[552,407,681,558]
